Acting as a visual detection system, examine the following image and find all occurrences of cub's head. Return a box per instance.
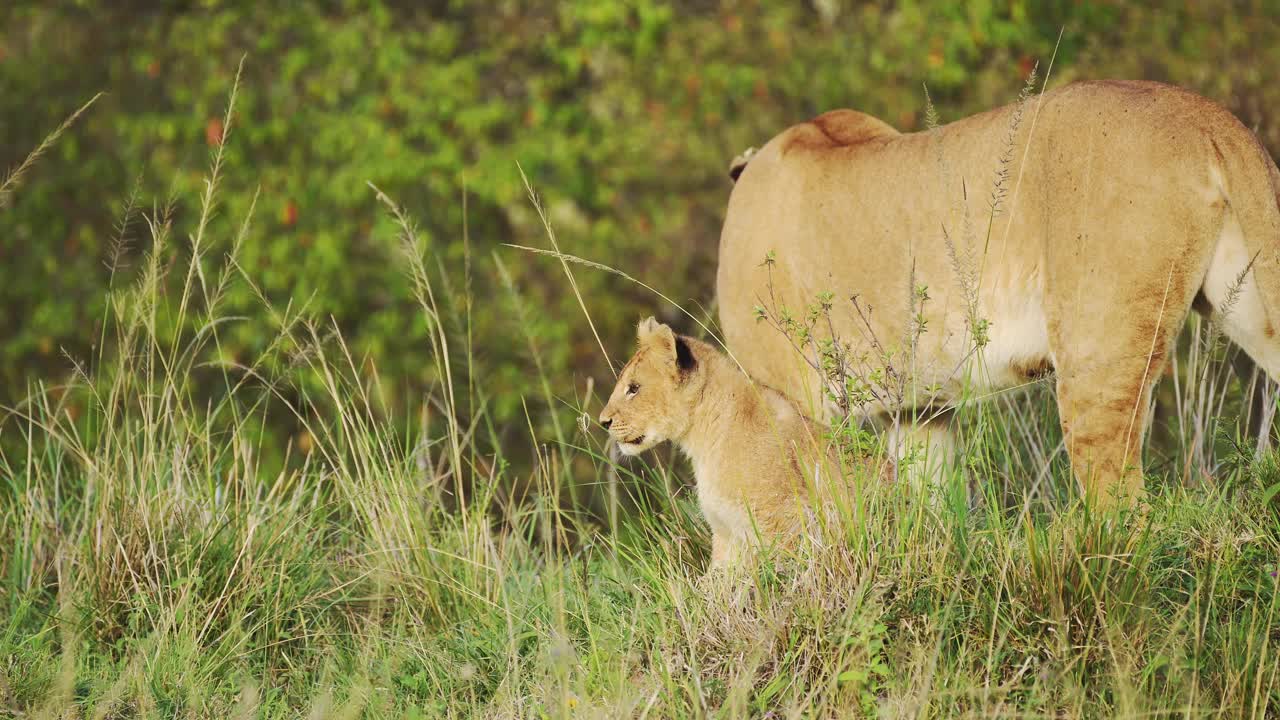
[598,317,699,455]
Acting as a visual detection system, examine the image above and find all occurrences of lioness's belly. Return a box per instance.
[716,165,1055,415]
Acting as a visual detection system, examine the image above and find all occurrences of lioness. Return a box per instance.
[599,317,878,568]
[719,80,1280,507]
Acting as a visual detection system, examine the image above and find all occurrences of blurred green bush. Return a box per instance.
[3,1,1279,460]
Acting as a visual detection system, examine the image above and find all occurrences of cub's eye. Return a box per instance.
[626,383,640,396]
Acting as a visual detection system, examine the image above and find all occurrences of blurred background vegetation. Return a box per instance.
[4,0,1280,471]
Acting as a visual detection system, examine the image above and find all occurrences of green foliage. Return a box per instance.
[5,4,1280,714]
[7,1,1280,459]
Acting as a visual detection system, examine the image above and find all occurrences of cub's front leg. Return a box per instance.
[709,530,752,571]
[709,531,732,570]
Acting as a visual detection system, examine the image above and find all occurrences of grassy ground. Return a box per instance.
[3,323,1279,718]
[4,78,1280,720]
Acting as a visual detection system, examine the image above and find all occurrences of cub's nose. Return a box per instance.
[600,415,612,430]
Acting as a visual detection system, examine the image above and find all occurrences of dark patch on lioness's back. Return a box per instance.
[781,109,898,156]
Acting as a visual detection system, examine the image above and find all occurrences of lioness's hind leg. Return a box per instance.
[1054,361,1160,507]
[1052,281,1202,507]
[1047,247,1208,507]
[1199,210,1280,378]
[1045,183,1216,506]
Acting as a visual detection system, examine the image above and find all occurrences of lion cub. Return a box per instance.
[600,317,862,569]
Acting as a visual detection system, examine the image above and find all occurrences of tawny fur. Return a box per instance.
[718,80,1280,507]
[599,318,875,569]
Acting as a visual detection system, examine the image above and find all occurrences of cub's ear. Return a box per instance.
[674,336,697,376]
[637,316,675,349]
[637,316,663,339]
[637,317,694,375]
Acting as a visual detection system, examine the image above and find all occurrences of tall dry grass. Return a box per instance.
[1,66,1278,718]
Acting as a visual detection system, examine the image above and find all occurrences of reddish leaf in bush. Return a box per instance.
[205,117,223,146]
[1019,54,1036,79]
[282,200,298,227]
